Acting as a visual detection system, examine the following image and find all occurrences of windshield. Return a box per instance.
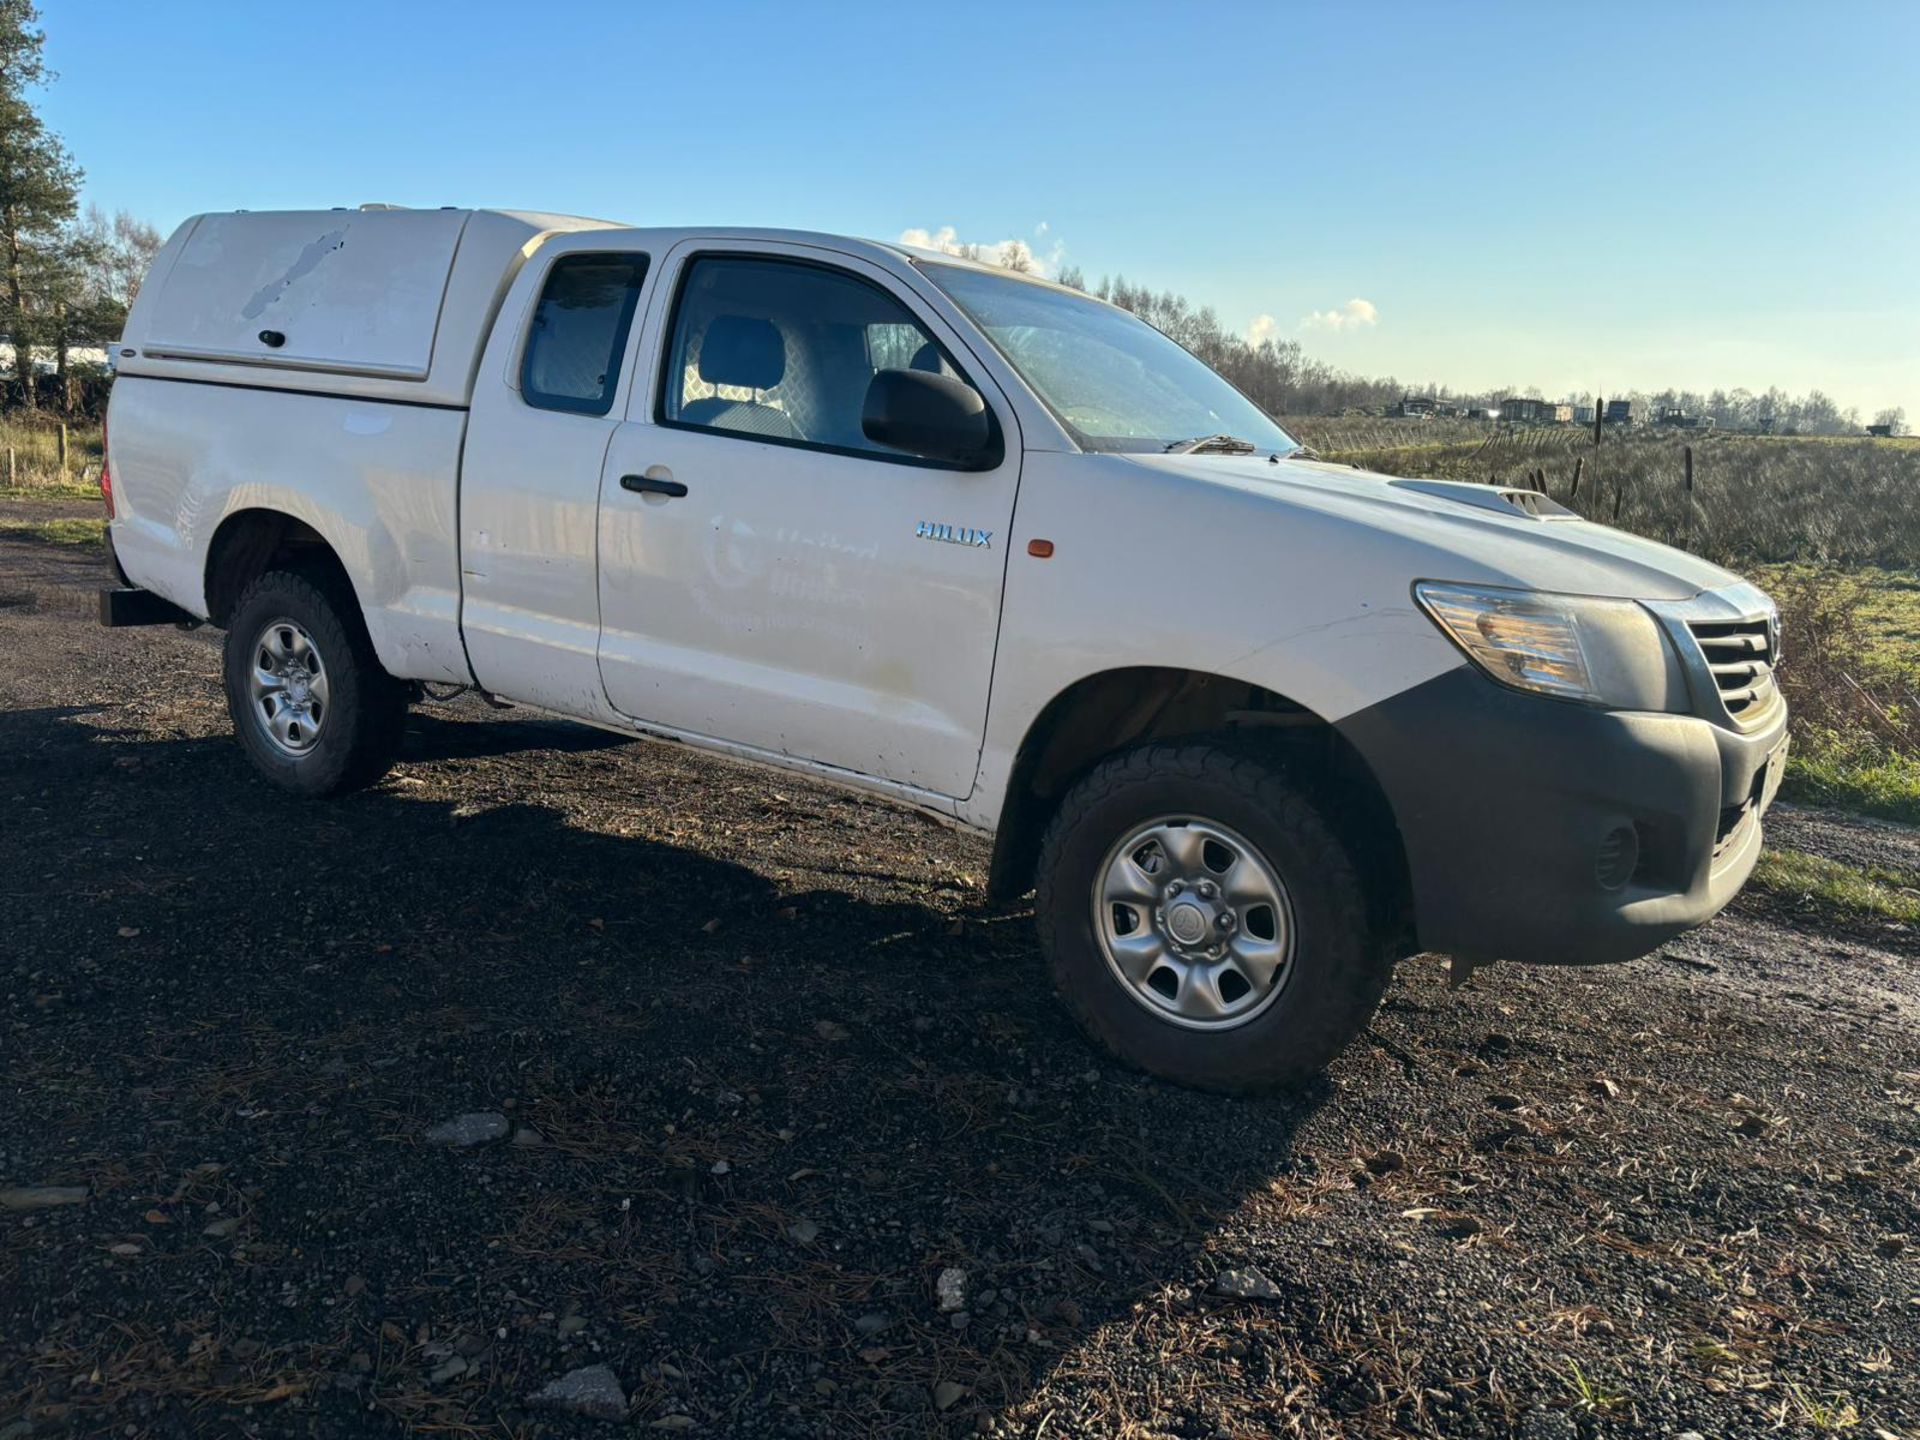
[921,262,1298,455]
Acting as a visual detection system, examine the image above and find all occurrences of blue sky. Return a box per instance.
[42,0,1920,415]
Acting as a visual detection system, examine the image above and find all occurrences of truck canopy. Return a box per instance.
[117,207,614,407]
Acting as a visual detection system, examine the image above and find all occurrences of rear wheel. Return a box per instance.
[222,569,407,796]
[1036,742,1393,1092]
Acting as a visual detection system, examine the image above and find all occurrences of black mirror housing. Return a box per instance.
[862,369,997,468]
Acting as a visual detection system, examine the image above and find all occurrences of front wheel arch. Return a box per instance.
[986,668,1413,948]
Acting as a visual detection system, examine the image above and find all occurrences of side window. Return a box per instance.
[521,252,649,416]
[659,255,975,460]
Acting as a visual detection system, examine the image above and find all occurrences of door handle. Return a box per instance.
[620,472,688,498]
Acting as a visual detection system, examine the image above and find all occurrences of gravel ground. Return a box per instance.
[2,531,1916,1440]
[1768,804,1920,876]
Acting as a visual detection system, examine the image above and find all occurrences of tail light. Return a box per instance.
[99,415,114,519]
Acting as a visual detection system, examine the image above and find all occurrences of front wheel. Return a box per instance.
[222,569,408,797]
[1035,742,1394,1092]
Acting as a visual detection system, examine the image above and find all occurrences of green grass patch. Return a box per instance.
[1783,752,1920,827]
[0,515,106,548]
[1751,846,1920,924]
[1756,563,1920,674]
[0,480,100,502]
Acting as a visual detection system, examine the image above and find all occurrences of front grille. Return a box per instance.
[1685,617,1778,722]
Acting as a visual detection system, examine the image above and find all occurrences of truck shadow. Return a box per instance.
[398,707,635,761]
[2,702,1342,1435]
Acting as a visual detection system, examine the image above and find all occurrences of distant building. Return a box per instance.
[0,342,111,374]
[1868,423,1894,437]
[1396,395,1439,419]
[1574,405,1596,425]
[1467,406,1499,421]
[1499,397,1571,424]
[1603,399,1635,426]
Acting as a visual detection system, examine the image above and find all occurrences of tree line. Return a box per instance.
[1047,264,1899,436]
[1,0,159,413]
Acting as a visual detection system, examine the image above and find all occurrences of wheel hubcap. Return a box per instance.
[1166,900,1209,945]
[248,618,330,757]
[1092,817,1295,1030]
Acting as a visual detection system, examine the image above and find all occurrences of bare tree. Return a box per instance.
[77,204,162,312]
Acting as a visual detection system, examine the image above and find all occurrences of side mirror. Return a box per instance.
[862,369,995,467]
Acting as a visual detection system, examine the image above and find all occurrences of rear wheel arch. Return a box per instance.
[986,667,1413,943]
[204,509,353,629]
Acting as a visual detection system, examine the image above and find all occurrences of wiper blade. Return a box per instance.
[1163,433,1259,455]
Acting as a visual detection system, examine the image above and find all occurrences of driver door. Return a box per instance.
[595,241,1021,799]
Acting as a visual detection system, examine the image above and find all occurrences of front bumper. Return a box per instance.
[1338,665,1788,967]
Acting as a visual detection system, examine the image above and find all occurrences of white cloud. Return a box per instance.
[1246,313,1279,348]
[898,224,1064,278]
[1298,297,1380,332]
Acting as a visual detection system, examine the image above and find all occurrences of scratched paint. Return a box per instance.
[240,229,347,319]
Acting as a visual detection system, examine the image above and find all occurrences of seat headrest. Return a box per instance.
[908,341,944,374]
[698,316,785,391]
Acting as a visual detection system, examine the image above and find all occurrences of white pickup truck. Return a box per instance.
[99,206,1788,1091]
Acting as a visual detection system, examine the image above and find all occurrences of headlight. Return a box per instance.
[1415,582,1686,711]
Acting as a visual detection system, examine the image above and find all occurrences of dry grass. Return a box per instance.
[0,416,101,496]
[1765,567,1920,824]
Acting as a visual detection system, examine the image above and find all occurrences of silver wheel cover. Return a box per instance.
[247,617,330,757]
[1092,816,1296,1030]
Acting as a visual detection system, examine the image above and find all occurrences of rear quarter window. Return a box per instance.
[521,253,649,415]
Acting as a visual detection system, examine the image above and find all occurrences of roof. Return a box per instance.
[472,209,1085,297]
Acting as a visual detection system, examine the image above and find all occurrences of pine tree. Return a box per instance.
[0,1,82,408]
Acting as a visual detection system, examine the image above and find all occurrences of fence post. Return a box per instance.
[6,447,14,487]
[1570,456,1583,497]
[58,423,68,471]
[1683,444,1693,492]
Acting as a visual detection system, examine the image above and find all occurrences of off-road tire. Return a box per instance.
[222,568,408,797]
[1035,741,1393,1092]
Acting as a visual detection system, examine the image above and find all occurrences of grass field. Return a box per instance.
[0,417,107,517]
[1289,417,1920,571]
[0,415,101,490]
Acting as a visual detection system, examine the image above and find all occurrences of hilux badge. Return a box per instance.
[916,521,993,549]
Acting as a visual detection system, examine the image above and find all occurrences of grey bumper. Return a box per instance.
[1338,665,1788,967]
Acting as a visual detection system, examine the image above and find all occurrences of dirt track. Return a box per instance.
[3,530,1916,1439]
